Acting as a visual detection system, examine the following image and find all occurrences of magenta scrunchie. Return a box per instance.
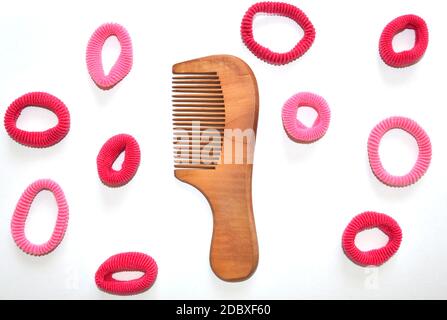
[97,134,141,187]
[342,212,402,267]
[95,252,158,295]
[4,92,70,148]
[379,14,428,68]
[241,2,315,65]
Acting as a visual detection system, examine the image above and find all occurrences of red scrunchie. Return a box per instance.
[241,2,315,65]
[4,92,70,148]
[95,252,158,295]
[379,14,428,68]
[342,212,402,267]
[97,134,141,187]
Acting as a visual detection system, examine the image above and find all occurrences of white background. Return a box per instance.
[0,0,446,300]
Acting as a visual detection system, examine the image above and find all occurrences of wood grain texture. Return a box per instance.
[173,55,259,282]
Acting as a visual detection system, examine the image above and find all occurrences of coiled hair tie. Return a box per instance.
[368,116,431,187]
[11,179,69,256]
[95,252,158,295]
[97,134,141,187]
[4,92,70,148]
[342,212,402,267]
[241,2,315,65]
[86,23,133,90]
[379,14,428,68]
[282,92,330,143]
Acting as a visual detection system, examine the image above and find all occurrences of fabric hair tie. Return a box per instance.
[241,2,315,65]
[86,23,133,89]
[4,92,70,148]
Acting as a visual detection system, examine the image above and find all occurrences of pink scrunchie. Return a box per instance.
[368,116,431,187]
[86,23,133,90]
[11,179,69,256]
[282,92,331,143]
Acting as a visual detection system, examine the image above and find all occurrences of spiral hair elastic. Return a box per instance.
[95,252,158,295]
[282,92,331,143]
[241,2,315,65]
[368,116,431,188]
[97,133,141,187]
[86,23,133,89]
[379,14,428,68]
[4,92,70,148]
[11,179,69,256]
[342,211,402,267]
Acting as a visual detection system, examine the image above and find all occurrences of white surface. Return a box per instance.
[0,0,446,300]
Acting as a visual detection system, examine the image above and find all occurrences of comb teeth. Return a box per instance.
[172,72,225,170]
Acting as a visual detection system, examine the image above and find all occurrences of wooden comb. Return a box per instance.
[172,55,259,282]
